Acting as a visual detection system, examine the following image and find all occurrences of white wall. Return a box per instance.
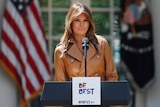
[0,0,18,107]
[135,1,160,107]
[146,0,160,106]
[0,68,18,107]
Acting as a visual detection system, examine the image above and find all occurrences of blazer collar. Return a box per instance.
[67,37,97,62]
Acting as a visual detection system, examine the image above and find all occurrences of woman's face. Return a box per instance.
[72,13,90,37]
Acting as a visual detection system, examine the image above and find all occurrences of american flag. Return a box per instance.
[0,0,51,107]
[123,5,137,25]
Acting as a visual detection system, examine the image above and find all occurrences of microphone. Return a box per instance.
[82,37,89,50]
[82,37,89,77]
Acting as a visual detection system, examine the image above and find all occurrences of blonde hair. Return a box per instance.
[60,2,99,49]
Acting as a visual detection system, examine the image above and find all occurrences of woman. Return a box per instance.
[54,2,118,82]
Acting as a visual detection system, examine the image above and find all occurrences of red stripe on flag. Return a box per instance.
[123,7,136,25]
[24,19,50,74]
[0,52,26,101]
[2,30,36,94]
[30,1,45,38]
[30,3,50,71]
[0,53,22,87]
[6,7,47,84]
[4,9,44,86]
[26,1,50,74]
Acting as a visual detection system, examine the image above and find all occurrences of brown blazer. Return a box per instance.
[54,35,118,81]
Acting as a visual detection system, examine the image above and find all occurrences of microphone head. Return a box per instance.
[82,37,89,50]
[82,37,89,44]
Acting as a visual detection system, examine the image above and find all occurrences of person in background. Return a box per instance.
[54,2,118,106]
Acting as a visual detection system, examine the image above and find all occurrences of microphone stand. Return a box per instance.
[83,44,87,77]
[82,37,89,77]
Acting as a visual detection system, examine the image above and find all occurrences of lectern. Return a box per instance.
[40,81,131,106]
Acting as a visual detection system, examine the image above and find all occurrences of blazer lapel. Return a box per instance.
[87,43,97,61]
[67,38,97,62]
[67,43,83,62]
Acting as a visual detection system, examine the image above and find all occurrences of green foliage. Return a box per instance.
[91,0,110,7]
[93,12,110,35]
[52,12,66,36]
[39,0,48,7]
[114,0,121,7]
[42,12,48,35]
[52,0,70,7]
